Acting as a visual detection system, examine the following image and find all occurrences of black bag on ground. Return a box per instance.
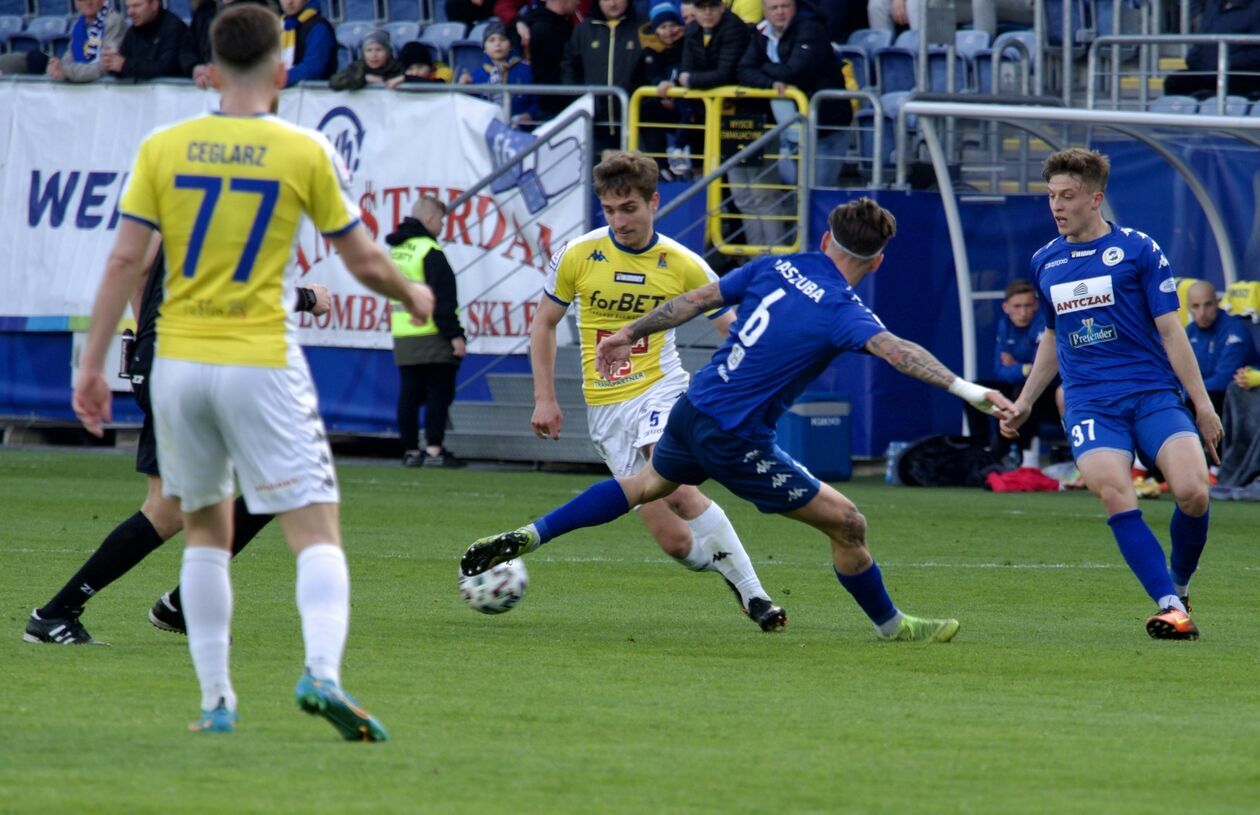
[896,435,1000,487]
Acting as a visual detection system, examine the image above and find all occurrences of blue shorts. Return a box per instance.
[652,395,821,514]
[1062,388,1198,464]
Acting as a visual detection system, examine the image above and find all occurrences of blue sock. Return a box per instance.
[1169,506,1209,588]
[534,479,631,543]
[1107,509,1176,603]
[835,562,898,626]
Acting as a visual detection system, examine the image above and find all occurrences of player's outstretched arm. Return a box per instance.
[596,282,724,380]
[1001,329,1059,438]
[530,296,567,440]
[865,330,1015,419]
[1156,311,1223,464]
[74,218,152,437]
[331,225,434,323]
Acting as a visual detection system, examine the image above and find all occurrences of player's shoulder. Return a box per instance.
[1112,223,1166,254]
[137,111,214,148]
[256,114,338,155]
[547,226,609,269]
[653,233,710,269]
[1030,235,1064,266]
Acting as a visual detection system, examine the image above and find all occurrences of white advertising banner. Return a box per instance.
[1,82,589,353]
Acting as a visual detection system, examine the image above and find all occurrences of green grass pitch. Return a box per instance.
[2,449,1258,814]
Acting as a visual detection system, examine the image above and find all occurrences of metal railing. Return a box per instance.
[1086,34,1260,113]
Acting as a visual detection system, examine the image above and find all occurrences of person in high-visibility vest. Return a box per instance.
[387,196,468,467]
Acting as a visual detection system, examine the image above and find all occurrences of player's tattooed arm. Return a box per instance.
[627,282,725,341]
[865,331,956,389]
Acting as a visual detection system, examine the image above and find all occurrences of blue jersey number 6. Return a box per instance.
[174,174,280,282]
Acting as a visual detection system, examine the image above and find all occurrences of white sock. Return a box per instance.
[1021,449,1039,469]
[876,611,905,638]
[1158,594,1187,613]
[676,539,711,570]
[296,544,349,686]
[686,502,768,607]
[181,546,236,712]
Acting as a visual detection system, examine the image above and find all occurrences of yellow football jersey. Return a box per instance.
[544,228,724,406]
[120,113,359,367]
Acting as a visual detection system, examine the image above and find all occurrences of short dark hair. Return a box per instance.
[593,151,658,201]
[1042,147,1110,192]
[827,197,896,258]
[1004,279,1036,300]
[211,4,281,73]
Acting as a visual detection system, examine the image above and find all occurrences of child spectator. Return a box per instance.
[460,21,540,125]
[398,41,445,84]
[330,29,405,89]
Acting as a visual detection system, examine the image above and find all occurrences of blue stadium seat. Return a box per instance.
[23,14,67,42]
[856,90,912,166]
[342,0,382,22]
[387,0,420,21]
[927,49,968,92]
[31,0,70,14]
[5,31,43,53]
[383,20,419,47]
[1043,0,1088,51]
[449,37,481,78]
[0,14,23,46]
[834,43,870,88]
[0,0,27,16]
[419,20,465,58]
[847,27,892,58]
[973,31,1036,93]
[467,18,497,42]
[1195,95,1250,116]
[335,20,376,53]
[1150,94,1199,115]
[874,46,916,93]
[336,42,353,70]
[893,29,918,49]
[954,29,989,60]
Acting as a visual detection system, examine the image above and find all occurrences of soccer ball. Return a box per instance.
[459,559,528,615]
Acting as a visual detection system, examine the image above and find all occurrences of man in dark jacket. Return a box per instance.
[279,0,336,87]
[101,0,190,80]
[1164,0,1260,98]
[519,0,579,119]
[675,0,749,91]
[738,0,851,186]
[388,197,469,468]
[562,0,647,151]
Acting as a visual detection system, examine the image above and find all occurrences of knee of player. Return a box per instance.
[1174,484,1210,516]
[654,529,693,558]
[835,504,868,547]
[142,499,183,540]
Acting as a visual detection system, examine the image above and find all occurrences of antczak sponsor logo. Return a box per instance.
[1051,275,1114,315]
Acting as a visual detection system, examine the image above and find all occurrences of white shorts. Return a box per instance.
[150,348,339,514]
[586,368,689,477]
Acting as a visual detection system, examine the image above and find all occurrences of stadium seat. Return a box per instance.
[1150,94,1198,115]
[847,27,893,58]
[387,0,420,21]
[0,14,23,47]
[419,20,465,59]
[874,47,916,93]
[1194,95,1252,116]
[342,0,382,22]
[335,21,376,54]
[834,43,871,88]
[856,90,912,166]
[1043,0,1089,50]
[1223,280,1260,322]
[336,42,353,70]
[467,18,497,43]
[449,37,481,78]
[973,31,1036,93]
[0,0,26,15]
[22,14,67,43]
[383,20,419,47]
[927,49,968,92]
[893,29,918,50]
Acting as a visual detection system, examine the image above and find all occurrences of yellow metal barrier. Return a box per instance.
[628,85,808,256]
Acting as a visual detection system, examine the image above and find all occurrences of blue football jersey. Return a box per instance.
[687,252,887,441]
[1031,222,1180,406]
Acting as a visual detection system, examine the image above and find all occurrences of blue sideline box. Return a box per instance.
[775,392,852,481]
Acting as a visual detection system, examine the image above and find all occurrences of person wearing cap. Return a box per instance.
[633,2,695,180]
[398,41,445,84]
[517,0,579,118]
[459,21,540,124]
[330,28,405,90]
